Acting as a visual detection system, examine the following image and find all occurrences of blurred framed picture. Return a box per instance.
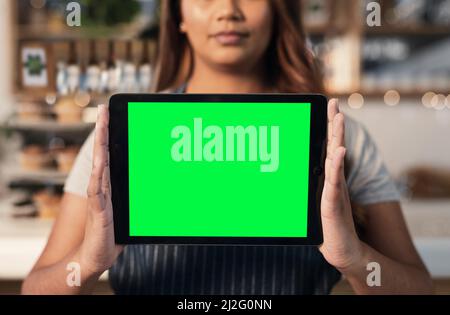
[18,41,55,93]
[302,0,331,27]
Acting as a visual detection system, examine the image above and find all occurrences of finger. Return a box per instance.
[100,107,111,195]
[87,105,108,200]
[330,113,345,158]
[102,161,111,196]
[93,104,109,161]
[326,99,339,176]
[325,112,345,178]
[324,146,346,205]
[327,99,339,148]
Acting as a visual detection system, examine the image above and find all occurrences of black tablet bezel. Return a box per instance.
[109,93,327,246]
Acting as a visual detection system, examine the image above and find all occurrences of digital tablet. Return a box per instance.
[109,94,327,245]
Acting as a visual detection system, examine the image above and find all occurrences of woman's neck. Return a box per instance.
[185,59,271,94]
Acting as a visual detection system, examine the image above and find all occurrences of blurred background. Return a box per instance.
[0,0,449,294]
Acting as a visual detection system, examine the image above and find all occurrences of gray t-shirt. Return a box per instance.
[64,110,400,295]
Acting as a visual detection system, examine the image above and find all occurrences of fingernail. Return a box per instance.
[97,105,105,121]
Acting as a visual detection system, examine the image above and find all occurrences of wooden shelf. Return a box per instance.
[17,22,159,41]
[304,23,450,37]
[5,117,94,133]
[4,166,68,186]
[364,24,450,36]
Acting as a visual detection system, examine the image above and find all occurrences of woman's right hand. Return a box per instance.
[79,104,124,276]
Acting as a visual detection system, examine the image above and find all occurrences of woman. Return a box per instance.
[22,0,433,295]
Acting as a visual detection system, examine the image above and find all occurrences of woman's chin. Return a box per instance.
[209,54,255,70]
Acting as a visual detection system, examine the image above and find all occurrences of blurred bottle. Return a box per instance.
[106,40,120,93]
[86,40,100,93]
[390,0,426,25]
[54,41,83,123]
[121,40,137,92]
[66,40,80,94]
[98,41,109,94]
[56,60,68,96]
[139,40,152,92]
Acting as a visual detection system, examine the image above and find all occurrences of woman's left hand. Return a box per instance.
[318,99,365,273]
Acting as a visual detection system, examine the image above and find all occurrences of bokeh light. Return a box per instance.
[74,91,91,108]
[348,93,364,109]
[432,94,446,110]
[422,92,436,108]
[384,90,401,106]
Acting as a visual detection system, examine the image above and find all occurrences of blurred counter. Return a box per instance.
[0,196,108,281]
[0,199,449,280]
[0,216,51,279]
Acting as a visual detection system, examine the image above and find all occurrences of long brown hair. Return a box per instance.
[152,0,324,94]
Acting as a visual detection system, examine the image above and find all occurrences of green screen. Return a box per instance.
[128,102,311,237]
